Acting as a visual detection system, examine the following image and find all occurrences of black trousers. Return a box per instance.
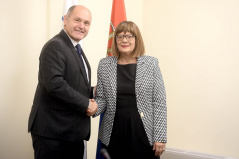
[31,133,84,159]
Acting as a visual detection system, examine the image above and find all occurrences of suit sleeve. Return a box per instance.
[152,58,167,143]
[39,41,89,113]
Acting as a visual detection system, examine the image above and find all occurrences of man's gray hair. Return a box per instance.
[67,5,76,17]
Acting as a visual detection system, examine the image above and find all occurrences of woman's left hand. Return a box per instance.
[153,142,166,157]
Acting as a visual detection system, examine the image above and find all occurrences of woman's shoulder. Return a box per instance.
[139,55,158,64]
[98,56,117,66]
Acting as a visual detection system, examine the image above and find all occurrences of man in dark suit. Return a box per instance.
[28,5,97,159]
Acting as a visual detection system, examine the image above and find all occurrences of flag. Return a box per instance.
[62,2,87,159]
[96,0,127,158]
[107,0,127,57]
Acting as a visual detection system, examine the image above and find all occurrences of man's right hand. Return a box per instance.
[86,99,98,116]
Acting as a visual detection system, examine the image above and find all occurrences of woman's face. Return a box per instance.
[116,31,135,56]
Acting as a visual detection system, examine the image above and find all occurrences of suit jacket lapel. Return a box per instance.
[71,47,90,87]
[60,30,90,87]
[108,57,117,113]
[135,56,147,93]
[81,50,91,86]
[109,60,117,93]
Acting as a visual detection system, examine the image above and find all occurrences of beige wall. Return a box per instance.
[143,0,239,158]
[0,0,48,159]
[0,0,238,159]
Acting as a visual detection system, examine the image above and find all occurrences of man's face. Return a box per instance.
[64,6,91,42]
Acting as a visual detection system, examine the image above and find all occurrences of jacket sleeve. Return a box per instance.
[40,41,89,113]
[94,59,107,117]
[152,58,167,143]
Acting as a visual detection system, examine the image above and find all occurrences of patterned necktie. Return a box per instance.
[76,44,87,75]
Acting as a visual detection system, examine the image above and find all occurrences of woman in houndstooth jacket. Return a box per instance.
[94,21,167,159]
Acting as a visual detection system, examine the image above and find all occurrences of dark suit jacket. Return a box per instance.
[28,30,93,142]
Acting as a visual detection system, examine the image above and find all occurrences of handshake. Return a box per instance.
[86,99,98,116]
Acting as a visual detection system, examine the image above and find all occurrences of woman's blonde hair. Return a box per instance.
[111,21,145,57]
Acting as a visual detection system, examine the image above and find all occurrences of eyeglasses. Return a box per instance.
[116,34,135,41]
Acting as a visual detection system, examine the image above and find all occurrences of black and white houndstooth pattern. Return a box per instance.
[94,55,167,146]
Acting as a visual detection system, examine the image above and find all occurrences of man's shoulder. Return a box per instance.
[49,31,66,44]
[43,31,68,50]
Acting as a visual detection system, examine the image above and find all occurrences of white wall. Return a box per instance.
[0,0,238,159]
